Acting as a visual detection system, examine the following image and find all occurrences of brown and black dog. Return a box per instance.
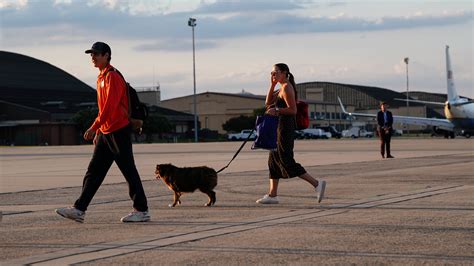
[155,163,218,207]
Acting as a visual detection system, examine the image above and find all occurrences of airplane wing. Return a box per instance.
[393,98,446,107]
[337,97,454,130]
[390,116,453,130]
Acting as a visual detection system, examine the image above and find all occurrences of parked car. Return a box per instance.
[360,129,374,138]
[294,130,305,139]
[298,128,332,139]
[227,129,256,141]
[316,126,342,138]
[342,127,373,138]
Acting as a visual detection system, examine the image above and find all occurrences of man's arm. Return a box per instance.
[96,72,126,124]
[388,111,394,128]
[84,71,126,140]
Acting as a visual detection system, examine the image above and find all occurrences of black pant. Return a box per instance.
[74,125,148,212]
[378,127,392,157]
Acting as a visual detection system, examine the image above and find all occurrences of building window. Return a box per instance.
[176,124,188,133]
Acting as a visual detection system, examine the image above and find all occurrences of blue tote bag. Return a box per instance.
[252,115,278,150]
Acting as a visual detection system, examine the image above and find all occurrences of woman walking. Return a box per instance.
[256,63,326,204]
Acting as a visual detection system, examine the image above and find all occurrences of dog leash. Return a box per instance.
[216,129,255,174]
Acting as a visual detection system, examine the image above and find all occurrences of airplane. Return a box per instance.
[338,45,474,138]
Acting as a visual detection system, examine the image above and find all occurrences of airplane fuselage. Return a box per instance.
[445,102,474,130]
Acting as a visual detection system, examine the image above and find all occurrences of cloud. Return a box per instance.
[0,0,27,9]
[195,0,303,13]
[1,0,472,51]
[134,39,218,52]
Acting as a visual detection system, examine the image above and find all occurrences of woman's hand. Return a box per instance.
[266,107,279,116]
[270,72,278,87]
[266,70,279,106]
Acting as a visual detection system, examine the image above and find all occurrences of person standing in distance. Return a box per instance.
[55,42,150,223]
[256,63,326,204]
[377,101,394,159]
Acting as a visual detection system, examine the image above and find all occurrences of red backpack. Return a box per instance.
[296,101,309,129]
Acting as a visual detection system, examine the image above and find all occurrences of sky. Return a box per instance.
[1,0,472,100]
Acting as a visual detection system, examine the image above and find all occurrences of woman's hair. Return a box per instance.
[274,63,298,100]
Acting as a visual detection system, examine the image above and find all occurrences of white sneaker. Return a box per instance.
[256,195,279,204]
[121,211,150,223]
[316,180,326,203]
[55,207,85,223]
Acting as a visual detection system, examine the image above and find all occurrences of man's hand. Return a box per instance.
[93,133,99,145]
[83,128,95,141]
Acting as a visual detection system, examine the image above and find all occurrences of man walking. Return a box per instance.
[377,101,394,159]
[55,42,150,223]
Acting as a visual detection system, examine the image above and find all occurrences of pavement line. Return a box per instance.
[340,185,467,209]
[160,246,474,261]
[6,185,467,265]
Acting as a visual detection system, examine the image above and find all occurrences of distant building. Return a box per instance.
[147,105,194,135]
[161,91,265,134]
[135,86,161,106]
[160,90,356,134]
[0,51,97,123]
[0,51,97,145]
[0,51,195,145]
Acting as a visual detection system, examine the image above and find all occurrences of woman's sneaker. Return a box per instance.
[120,211,150,222]
[316,180,326,203]
[256,195,279,204]
[55,207,85,223]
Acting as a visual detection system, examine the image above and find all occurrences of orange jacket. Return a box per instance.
[90,64,130,134]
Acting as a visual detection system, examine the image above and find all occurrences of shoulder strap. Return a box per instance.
[104,67,132,118]
[104,66,120,78]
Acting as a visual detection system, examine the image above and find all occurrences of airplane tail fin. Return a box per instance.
[337,97,349,114]
[446,45,460,102]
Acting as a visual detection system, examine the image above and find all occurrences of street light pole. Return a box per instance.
[188,17,198,143]
[404,57,409,136]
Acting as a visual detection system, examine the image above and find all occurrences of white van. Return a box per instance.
[342,127,374,138]
[300,128,332,139]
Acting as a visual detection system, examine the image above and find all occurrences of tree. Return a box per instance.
[222,107,268,132]
[253,107,266,117]
[70,108,98,134]
[142,115,173,141]
[222,107,267,133]
[222,115,255,132]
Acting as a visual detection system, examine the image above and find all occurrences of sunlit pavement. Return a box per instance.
[1,139,473,264]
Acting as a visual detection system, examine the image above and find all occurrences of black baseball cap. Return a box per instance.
[85,42,111,55]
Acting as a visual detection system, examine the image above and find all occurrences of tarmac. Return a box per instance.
[1,138,473,265]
